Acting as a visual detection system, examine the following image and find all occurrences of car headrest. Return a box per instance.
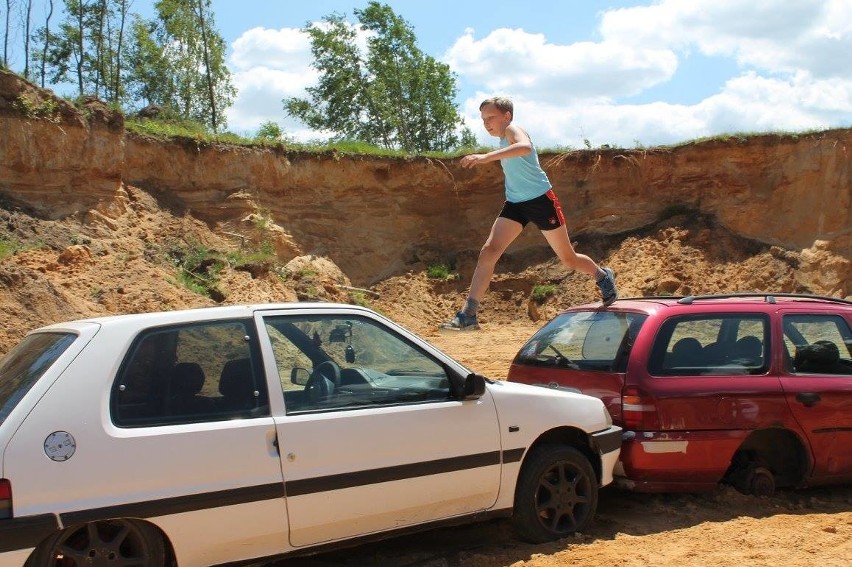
[172,362,205,397]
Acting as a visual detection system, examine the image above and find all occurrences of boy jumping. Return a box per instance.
[441,97,617,331]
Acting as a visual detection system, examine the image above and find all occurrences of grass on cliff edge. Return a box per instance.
[124,114,834,158]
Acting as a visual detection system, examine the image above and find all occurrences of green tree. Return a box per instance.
[284,1,470,153]
[255,120,283,141]
[37,0,131,101]
[129,0,234,131]
[124,13,172,107]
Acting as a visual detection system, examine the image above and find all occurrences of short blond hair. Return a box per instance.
[480,96,513,117]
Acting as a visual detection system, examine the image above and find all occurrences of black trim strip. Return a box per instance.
[813,427,852,434]
[14,448,523,553]
[592,425,624,454]
[286,451,502,496]
[61,483,284,527]
[502,448,525,463]
[0,513,59,552]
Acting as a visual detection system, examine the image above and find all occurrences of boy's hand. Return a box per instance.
[461,153,488,168]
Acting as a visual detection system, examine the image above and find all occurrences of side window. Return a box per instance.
[784,314,852,375]
[263,315,450,413]
[652,314,768,376]
[112,320,269,427]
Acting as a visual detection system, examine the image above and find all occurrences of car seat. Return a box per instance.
[733,336,763,366]
[170,362,216,415]
[668,337,703,368]
[794,340,841,373]
[218,358,267,412]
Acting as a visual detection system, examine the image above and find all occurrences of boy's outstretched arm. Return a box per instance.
[460,125,533,168]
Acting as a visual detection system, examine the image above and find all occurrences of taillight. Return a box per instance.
[0,479,11,519]
[622,387,660,430]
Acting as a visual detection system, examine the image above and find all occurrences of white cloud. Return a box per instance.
[229,27,313,71]
[696,72,852,134]
[444,28,678,102]
[599,0,852,77]
[225,22,374,137]
[451,0,851,148]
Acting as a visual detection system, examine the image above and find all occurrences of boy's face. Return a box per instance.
[480,103,512,138]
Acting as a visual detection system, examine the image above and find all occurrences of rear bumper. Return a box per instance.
[615,429,748,492]
[0,513,58,557]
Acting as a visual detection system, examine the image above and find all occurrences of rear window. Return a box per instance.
[514,311,647,372]
[0,332,77,425]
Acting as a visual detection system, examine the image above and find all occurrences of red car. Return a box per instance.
[507,293,852,496]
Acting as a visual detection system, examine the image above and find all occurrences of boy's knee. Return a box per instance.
[479,242,503,262]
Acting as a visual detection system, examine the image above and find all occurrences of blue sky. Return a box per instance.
[8,0,852,148]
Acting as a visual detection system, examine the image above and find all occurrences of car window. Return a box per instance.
[651,314,769,376]
[0,332,77,426]
[784,314,852,375]
[514,311,647,372]
[111,320,269,427]
[263,315,451,413]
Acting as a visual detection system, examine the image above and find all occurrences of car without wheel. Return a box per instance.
[0,303,621,566]
[507,293,852,496]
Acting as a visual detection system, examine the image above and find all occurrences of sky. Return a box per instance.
[8,0,852,148]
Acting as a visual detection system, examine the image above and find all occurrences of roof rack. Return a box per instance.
[677,293,852,306]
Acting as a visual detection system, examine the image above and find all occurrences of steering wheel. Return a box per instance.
[305,360,342,403]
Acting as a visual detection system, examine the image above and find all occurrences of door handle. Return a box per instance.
[796,392,821,407]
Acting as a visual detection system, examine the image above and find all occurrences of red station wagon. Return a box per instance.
[507,293,852,496]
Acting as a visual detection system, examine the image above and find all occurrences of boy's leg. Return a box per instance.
[468,217,524,302]
[440,217,523,330]
[541,226,618,306]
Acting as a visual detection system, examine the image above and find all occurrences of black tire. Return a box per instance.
[512,445,598,543]
[26,519,166,567]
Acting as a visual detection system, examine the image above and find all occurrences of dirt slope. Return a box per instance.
[0,69,850,566]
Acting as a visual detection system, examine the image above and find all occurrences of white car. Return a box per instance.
[0,303,621,566]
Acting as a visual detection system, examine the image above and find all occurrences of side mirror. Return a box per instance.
[290,367,310,386]
[462,373,486,400]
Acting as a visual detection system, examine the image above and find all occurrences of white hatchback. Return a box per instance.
[0,303,620,566]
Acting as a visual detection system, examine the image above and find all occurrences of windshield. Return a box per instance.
[515,311,647,372]
[0,332,77,425]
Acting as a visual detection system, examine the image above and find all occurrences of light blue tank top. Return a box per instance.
[499,137,552,203]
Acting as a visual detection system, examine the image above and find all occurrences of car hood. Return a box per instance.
[485,379,612,435]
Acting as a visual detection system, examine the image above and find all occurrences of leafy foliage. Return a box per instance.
[131,0,235,131]
[532,283,557,303]
[426,263,459,281]
[284,1,473,152]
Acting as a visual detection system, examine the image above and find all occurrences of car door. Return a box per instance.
[256,309,501,547]
[778,312,852,482]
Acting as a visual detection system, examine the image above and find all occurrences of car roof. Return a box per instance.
[559,293,852,316]
[32,302,374,333]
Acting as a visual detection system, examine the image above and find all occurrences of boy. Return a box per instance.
[441,97,617,331]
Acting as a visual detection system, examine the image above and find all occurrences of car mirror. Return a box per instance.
[462,372,486,400]
[290,367,310,386]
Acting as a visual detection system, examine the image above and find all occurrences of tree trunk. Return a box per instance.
[196,0,217,132]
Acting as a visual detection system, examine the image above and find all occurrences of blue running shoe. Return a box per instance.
[439,311,480,331]
[597,267,618,307]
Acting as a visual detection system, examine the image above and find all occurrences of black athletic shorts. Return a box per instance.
[499,189,565,231]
